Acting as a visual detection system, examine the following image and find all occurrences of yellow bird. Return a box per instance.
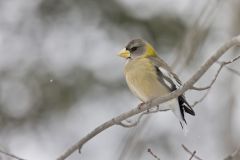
[118,38,195,128]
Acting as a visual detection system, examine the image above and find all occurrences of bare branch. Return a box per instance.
[0,149,26,160]
[117,111,149,128]
[191,54,240,107]
[56,35,240,160]
[224,66,240,77]
[224,55,240,63]
[189,151,197,160]
[190,54,240,107]
[147,148,160,160]
[192,54,240,91]
[118,108,169,128]
[224,147,240,160]
[218,55,240,76]
[191,86,210,91]
[171,0,222,70]
[191,89,210,108]
[192,64,224,91]
[182,144,203,160]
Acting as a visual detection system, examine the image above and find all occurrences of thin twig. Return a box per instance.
[191,64,223,91]
[191,89,210,108]
[224,147,240,160]
[191,86,210,91]
[189,151,197,160]
[224,66,240,76]
[190,55,240,107]
[219,55,240,77]
[181,144,203,160]
[118,108,169,128]
[56,35,240,160]
[191,63,224,107]
[0,149,26,160]
[147,148,160,160]
[117,110,152,128]
[191,55,240,91]
[172,0,222,70]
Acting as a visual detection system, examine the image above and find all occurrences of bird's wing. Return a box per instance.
[148,56,195,116]
[148,56,182,92]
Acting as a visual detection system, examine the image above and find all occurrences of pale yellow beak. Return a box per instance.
[118,48,131,59]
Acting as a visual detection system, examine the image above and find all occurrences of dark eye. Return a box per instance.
[130,47,138,52]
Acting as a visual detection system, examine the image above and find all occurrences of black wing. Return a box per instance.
[154,65,195,119]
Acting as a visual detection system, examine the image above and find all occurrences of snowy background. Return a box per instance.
[0,0,240,159]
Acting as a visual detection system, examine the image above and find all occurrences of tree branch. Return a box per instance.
[181,144,203,160]
[224,147,240,160]
[147,148,161,160]
[118,107,169,128]
[191,54,240,107]
[191,55,240,91]
[191,89,210,108]
[56,35,240,160]
[189,150,197,160]
[224,66,240,76]
[0,149,26,160]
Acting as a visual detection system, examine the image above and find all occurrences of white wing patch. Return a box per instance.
[158,67,181,89]
[163,79,172,89]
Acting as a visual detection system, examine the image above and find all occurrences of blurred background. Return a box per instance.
[0,0,240,159]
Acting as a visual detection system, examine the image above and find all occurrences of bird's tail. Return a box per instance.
[178,96,195,117]
[172,96,195,131]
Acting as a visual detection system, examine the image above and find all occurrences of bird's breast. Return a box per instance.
[124,58,169,102]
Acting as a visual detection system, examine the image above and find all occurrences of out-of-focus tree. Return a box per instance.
[0,0,239,160]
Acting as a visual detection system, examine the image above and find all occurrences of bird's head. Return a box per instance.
[118,38,157,60]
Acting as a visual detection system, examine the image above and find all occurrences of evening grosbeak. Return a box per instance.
[118,38,195,128]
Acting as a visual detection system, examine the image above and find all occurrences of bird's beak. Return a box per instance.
[118,48,131,59]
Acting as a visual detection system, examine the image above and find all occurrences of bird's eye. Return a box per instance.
[130,47,138,52]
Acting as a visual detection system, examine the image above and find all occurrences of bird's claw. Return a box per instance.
[138,102,145,110]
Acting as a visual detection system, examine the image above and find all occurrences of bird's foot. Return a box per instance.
[137,102,145,110]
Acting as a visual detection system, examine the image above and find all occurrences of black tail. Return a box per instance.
[178,96,195,116]
[178,96,195,126]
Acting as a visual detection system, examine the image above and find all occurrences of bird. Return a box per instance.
[118,38,195,128]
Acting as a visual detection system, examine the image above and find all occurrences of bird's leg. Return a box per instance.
[137,102,145,110]
[145,101,152,112]
[138,101,152,112]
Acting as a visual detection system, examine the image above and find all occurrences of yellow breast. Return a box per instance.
[124,58,169,102]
